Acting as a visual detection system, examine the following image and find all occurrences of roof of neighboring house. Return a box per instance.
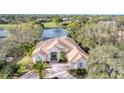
[116,31,124,42]
[32,37,88,62]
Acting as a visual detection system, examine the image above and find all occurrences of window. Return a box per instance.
[79,62,83,68]
[36,55,42,61]
[38,56,40,59]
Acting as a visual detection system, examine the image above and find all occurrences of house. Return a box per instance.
[115,31,124,42]
[62,17,72,22]
[98,21,116,27]
[32,37,88,69]
[62,17,72,25]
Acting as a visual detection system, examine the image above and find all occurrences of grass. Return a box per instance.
[17,56,33,73]
[0,22,63,30]
[43,22,57,28]
[0,24,17,29]
[18,56,32,65]
[43,22,65,28]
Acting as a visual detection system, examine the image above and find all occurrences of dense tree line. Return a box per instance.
[67,16,124,79]
[0,22,42,78]
[0,22,42,61]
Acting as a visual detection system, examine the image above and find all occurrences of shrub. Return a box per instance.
[3,63,20,79]
[59,52,67,63]
[52,77,59,79]
[0,61,6,70]
[69,69,77,75]
[76,68,88,77]
[46,61,50,64]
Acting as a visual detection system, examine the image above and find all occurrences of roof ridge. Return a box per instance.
[79,52,88,59]
[69,52,79,62]
[47,38,58,50]
[38,39,54,54]
[58,38,73,50]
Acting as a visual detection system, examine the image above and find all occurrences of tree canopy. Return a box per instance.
[88,45,124,79]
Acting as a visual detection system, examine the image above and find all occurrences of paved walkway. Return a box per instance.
[19,63,76,79]
[46,63,76,79]
[19,70,39,79]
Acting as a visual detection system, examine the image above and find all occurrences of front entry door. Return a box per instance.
[50,52,58,61]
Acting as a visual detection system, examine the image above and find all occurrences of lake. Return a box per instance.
[42,28,68,40]
[0,29,6,38]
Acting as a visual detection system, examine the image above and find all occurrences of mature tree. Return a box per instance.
[116,43,124,51]
[67,21,81,38]
[52,16,61,27]
[87,45,124,79]
[80,16,89,24]
[67,21,80,31]
[69,22,117,51]
[3,62,20,79]
[33,60,49,79]
[0,23,42,61]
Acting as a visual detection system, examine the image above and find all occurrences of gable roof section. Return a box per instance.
[32,37,88,62]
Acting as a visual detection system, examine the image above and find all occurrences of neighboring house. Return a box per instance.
[115,31,124,42]
[32,37,88,69]
[62,17,72,25]
[98,21,116,27]
[36,18,51,22]
[62,17,72,22]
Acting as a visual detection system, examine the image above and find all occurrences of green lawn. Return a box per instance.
[43,22,57,28]
[18,56,32,65]
[0,24,17,29]
[17,56,33,73]
[0,22,63,29]
[43,22,65,28]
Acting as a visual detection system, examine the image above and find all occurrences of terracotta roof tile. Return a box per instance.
[32,37,88,63]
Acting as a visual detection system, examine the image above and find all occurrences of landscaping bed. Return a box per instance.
[68,68,88,79]
[17,56,33,75]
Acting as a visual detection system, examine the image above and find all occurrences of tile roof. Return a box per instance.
[32,37,88,62]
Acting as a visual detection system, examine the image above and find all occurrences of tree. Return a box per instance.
[87,45,124,79]
[33,60,49,79]
[3,63,20,79]
[68,22,117,50]
[0,23,42,61]
[67,21,80,31]
[52,17,61,27]
[67,21,80,38]
[79,16,89,24]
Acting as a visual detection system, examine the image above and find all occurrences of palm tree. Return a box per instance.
[33,60,49,79]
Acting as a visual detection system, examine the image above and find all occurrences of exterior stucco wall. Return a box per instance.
[32,53,45,63]
[70,58,86,69]
[33,46,63,63]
